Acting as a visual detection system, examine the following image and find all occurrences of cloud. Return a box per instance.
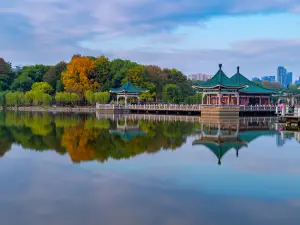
[1,0,300,78]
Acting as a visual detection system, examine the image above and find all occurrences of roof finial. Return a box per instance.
[219,64,222,70]
[237,66,240,73]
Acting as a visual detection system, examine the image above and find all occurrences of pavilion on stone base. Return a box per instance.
[110,82,147,105]
[193,64,276,106]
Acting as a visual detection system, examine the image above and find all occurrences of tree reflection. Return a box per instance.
[0,111,199,163]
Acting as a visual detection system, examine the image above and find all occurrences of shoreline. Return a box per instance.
[0,106,96,113]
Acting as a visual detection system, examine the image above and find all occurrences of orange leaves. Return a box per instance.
[62,56,100,97]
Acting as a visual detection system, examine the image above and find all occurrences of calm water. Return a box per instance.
[0,111,300,225]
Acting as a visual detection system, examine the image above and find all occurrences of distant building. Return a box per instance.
[187,73,212,81]
[286,72,293,88]
[261,76,276,82]
[295,77,300,86]
[277,66,293,88]
[11,65,22,72]
[277,66,287,87]
[252,77,261,82]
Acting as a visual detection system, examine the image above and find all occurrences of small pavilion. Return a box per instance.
[110,82,147,105]
[230,67,276,105]
[195,64,246,105]
[276,89,300,106]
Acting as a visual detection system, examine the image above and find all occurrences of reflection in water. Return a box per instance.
[192,119,279,165]
[1,111,299,165]
[1,111,300,225]
[0,111,200,162]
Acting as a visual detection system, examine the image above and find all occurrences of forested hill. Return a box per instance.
[0,55,201,106]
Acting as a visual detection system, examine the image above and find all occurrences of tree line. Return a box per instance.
[0,55,202,107]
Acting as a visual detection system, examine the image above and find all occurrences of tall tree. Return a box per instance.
[43,61,67,90]
[123,65,145,86]
[62,56,99,97]
[94,56,110,86]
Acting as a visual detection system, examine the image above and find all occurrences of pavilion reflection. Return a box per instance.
[109,116,146,142]
[193,118,278,165]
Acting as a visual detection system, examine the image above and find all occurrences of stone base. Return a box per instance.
[200,106,240,119]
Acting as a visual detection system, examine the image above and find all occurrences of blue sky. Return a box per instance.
[1,0,300,80]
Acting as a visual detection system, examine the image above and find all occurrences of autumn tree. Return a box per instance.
[62,56,99,98]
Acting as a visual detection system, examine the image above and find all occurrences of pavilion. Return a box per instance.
[110,82,147,105]
[194,64,276,106]
[230,66,276,105]
[195,64,246,105]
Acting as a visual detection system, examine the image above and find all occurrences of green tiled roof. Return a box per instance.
[230,67,276,94]
[283,89,300,95]
[110,82,147,93]
[199,64,245,89]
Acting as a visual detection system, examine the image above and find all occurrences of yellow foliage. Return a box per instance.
[62,56,100,97]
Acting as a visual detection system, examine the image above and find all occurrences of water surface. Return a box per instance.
[0,111,300,225]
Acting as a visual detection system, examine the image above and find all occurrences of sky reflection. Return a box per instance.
[0,112,300,225]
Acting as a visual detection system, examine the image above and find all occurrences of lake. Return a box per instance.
[0,111,300,225]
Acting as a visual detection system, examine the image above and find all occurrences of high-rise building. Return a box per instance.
[187,73,212,81]
[262,76,276,82]
[285,72,293,88]
[295,77,300,86]
[277,66,287,87]
[277,66,293,88]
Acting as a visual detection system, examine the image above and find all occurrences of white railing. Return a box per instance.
[96,103,277,112]
[125,104,201,111]
[239,105,277,112]
[278,106,300,117]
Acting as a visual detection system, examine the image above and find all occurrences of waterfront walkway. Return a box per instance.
[96,103,277,114]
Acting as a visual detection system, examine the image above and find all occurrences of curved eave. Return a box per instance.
[240,91,276,94]
[109,89,147,93]
[196,84,247,90]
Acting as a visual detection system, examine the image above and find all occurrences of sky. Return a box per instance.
[1,0,300,80]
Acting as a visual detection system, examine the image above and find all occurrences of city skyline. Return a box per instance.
[1,1,300,78]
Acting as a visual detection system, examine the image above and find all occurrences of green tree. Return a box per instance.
[94,56,110,86]
[5,91,25,106]
[43,61,67,90]
[21,65,51,82]
[0,92,6,108]
[10,74,34,92]
[93,92,110,104]
[123,65,145,86]
[31,82,54,94]
[162,84,182,103]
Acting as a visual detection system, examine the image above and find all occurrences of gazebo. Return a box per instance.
[230,67,276,105]
[110,82,147,105]
[195,64,246,105]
